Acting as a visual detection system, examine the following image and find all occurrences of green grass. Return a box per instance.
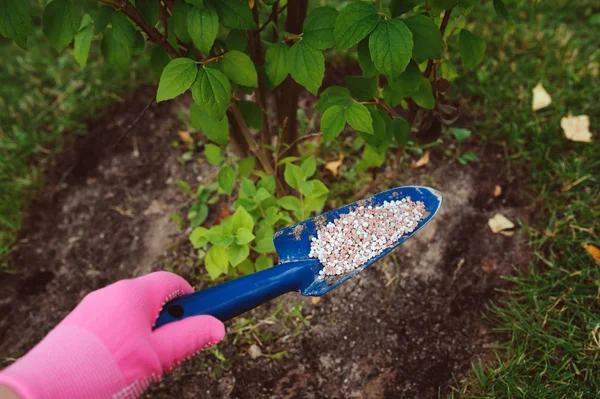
[450,0,600,397]
[0,29,150,268]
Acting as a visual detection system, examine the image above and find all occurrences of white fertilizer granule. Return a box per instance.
[308,198,426,277]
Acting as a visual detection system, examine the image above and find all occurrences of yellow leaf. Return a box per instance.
[410,151,430,169]
[324,154,344,177]
[560,113,592,143]
[248,0,255,8]
[311,297,321,305]
[112,206,135,218]
[532,82,552,111]
[493,185,502,197]
[178,130,193,144]
[488,213,515,233]
[583,243,600,262]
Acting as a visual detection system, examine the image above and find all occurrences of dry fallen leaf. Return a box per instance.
[311,297,321,305]
[488,213,515,233]
[543,229,557,237]
[493,185,502,197]
[560,113,592,142]
[583,243,600,262]
[324,154,344,177]
[215,206,232,224]
[410,150,430,168]
[178,130,193,144]
[112,206,135,218]
[532,82,552,111]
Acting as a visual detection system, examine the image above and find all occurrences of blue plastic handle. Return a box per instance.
[153,259,319,329]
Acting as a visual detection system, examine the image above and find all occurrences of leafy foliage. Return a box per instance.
[0,0,501,279]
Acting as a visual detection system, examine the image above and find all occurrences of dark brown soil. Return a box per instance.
[0,87,532,398]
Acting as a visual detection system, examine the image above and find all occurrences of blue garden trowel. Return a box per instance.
[154,186,442,329]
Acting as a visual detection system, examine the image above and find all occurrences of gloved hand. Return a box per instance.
[0,272,225,399]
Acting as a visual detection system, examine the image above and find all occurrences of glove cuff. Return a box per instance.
[0,326,125,399]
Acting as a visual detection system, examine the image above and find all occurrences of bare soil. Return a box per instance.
[0,87,531,398]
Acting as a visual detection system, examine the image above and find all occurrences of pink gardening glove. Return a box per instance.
[0,272,225,399]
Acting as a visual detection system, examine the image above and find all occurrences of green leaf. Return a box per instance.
[225,28,248,51]
[43,0,80,52]
[236,227,255,245]
[315,86,351,114]
[237,258,255,274]
[93,6,113,34]
[221,50,258,87]
[265,42,290,88]
[255,224,275,253]
[345,102,374,134]
[277,156,300,166]
[321,105,347,142]
[0,0,32,48]
[192,67,232,120]
[459,29,486,70]
[190,226,209,248]
[157,58,198,102]
[390,118,410,146]
[362,145,385,167]
[176,180,192,194]
[412,78,435,109]
[289,40,325,95]
[208,0,255,29]
[240,177,256,197]
[430,0,458,10]
[304,194,327,212]
[301,156,317,178]
[303,6,338,50]
[218,166,236,195]
[345,76,377,101]
[238,156,255,178]
[255,255,273,271]
[137,0,159,27]
[171,3,192,42]
[257,175,276,195]
[101,28,130,70]
[205,244,229,279]
[357,38,377,77]
[278,196,301,213]
[188,203,209,227]
[369,19,413,80]
[150,46,170,77]
[298,180,313,196]
[440,59,458,82]
[382,84,403,108]
[233,205,254,231]
[111,12,136,47]
[403,15,442,60]
[187,3,219,54]
[493,0,512,23]
[238,101,263,130]
[460,151,479,163]
[190,103,229,144]
[74,15,93,69]
[254,187,271,202]
[333,1,379,51]
[368,105,390,143]
[305,180,329,199]
[284,163,304,189]
[204,144,224,165]
[389,0,421,17]
[389,60,422,97]
[452,128,472,142]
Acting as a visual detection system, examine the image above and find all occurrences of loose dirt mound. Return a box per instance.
[0,88,531,398]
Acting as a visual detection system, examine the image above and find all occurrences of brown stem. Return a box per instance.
[249,6,271,147]
[258,3,287,32]
[361,100,398,118]
[202,54,224,64]
[228,103,286,196]
[101,0,179,58]
[282,33,303,43]
[276,132,322,163]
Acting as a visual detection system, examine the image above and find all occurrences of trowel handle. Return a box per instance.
[153,261,313,329]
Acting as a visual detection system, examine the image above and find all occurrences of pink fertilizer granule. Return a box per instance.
[308,198,426,277]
